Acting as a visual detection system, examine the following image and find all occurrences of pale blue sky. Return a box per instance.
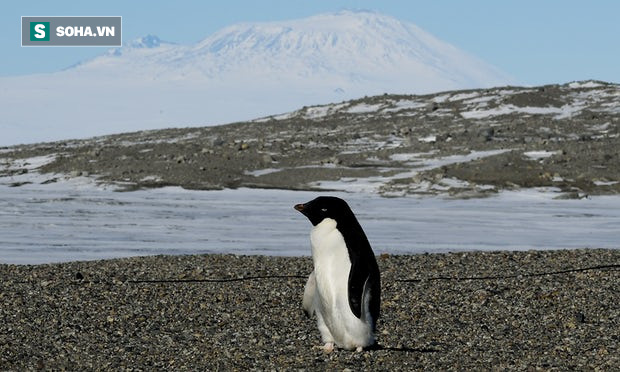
[2,0,619,85]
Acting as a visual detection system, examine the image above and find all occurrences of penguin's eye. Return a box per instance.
[321,208,327,212]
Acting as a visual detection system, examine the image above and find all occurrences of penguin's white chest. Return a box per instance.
[309,218,373,349]
[310,218,351,304]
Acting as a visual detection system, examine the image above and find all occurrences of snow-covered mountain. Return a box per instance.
[75,11,512,88]
[0,10,515,146]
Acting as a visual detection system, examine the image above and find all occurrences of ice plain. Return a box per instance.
[1,177,619,264]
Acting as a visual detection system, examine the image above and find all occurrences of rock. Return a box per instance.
[575,312,586,323]
[262,154,275,164]
[481,128,494,141]
[210,137,225,147]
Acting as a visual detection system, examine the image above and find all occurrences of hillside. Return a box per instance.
[1,80,618,198]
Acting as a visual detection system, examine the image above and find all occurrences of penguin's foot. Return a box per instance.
[318,342,334,353]
[312,342,335,353]
[356,346,363,352]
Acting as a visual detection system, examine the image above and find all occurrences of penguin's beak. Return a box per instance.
[294,203,305,212]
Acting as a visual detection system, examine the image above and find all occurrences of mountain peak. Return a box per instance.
[204,9,408,41]
[305,9,406,26]
[106,34,174,57]
[128,34,164,48]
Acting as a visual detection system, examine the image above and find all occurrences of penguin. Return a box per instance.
[294,196,380,352]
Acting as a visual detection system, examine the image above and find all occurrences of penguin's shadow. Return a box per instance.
[368,344,440,353]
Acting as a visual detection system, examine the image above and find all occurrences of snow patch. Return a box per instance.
[139,175,163,182]
[314,149,510,193]
[461,104,584,120]
[381,99,426,113]
[1,154,57,171]
[244,168,281,177]
[346,103,384,114]
[389,152,437,162]
[449,92,479,101]
[589,122,610,132]
[419,135,437,143]
[568,81,604,89]
[523,150,562,160]
[432,94,450,103]
[594,180,619,186]
[0,154,109,190]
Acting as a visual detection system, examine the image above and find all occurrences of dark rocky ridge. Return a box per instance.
[1,81,618,198]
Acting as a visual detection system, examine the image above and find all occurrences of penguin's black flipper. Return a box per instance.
[348,258,380,323]
[347,258,367,319]
[363,269,381,329]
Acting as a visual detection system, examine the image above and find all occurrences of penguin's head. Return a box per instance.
[294,196,354,226]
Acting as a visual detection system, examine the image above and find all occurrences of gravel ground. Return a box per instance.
[1,249,619,370]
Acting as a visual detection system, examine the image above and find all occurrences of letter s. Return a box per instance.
[56,26,64,37]
[34,24,46,39]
